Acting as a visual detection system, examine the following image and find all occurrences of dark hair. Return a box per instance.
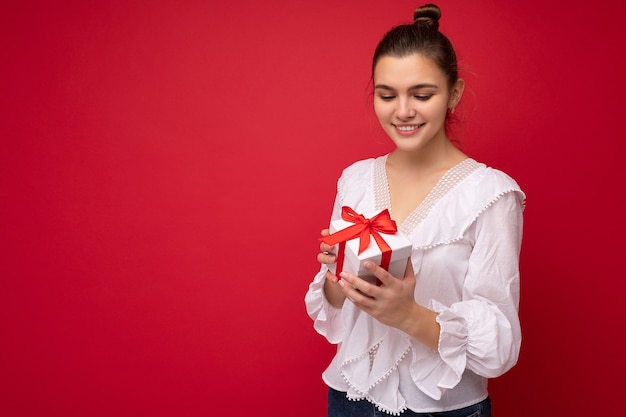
[372,4,458,89]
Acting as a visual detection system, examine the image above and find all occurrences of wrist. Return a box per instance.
[400,303,440,351]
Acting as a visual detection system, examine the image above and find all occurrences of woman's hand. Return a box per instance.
[317,229,346,307]
[317,229,339,282]
[338,259,440,350]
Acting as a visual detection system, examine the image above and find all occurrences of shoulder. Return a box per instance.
[339,157,378,179]
[336,156,383,190]
[411,161,525,248]
[465,162,526,205]
[334,156,385,210]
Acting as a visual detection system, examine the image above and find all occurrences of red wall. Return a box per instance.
[1,0,624,415]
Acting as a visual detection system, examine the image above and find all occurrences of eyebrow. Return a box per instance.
[374,83,440,91]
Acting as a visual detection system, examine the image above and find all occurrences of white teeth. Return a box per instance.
[396,124,423,131]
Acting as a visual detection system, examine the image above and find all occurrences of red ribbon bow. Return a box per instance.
[321,207,398,284]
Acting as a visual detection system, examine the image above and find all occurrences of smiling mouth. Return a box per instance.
[394,123,426,132]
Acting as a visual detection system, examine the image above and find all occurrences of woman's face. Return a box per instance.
[373,53,462,154]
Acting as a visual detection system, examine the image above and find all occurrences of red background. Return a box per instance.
[1,0,624,415]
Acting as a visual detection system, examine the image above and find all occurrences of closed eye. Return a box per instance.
[415,94,433,101]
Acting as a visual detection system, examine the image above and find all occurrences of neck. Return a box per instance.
[388,136,466,174]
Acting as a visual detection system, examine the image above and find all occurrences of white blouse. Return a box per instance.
[305,155,525,415]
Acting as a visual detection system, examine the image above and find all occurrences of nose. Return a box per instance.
[395,97,416,120]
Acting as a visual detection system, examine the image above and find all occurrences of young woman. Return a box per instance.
[305,4,525,417]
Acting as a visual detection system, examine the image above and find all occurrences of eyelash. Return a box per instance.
[378,95,433,102]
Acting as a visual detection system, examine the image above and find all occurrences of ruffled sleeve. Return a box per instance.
[305,268,345,344]
[416,190,524,398]
[305,159,377,344]
[304,188,346,344]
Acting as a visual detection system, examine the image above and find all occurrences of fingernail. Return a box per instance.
[338,280,345,288]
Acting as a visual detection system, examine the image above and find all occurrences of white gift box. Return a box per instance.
[328,210,412,285]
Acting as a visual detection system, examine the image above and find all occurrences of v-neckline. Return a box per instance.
[373,155,480,236]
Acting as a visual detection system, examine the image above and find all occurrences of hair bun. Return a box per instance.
[413,3,441,30]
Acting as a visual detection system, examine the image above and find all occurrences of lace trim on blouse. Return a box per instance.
[373,155,481,236]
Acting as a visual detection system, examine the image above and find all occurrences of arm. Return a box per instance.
[304,182,347,343]
[435,191,524,377]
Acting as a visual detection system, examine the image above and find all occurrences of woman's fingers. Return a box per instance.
[318,228,337,265]
[317,251,336,265]
[325,270,339,283]
[339,271,376,304]
[319,241,335,253]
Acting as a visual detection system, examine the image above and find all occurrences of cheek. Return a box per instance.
[373,101,387,122]
[422,103,449,121]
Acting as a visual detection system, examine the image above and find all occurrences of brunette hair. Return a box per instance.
[372,4,458,89]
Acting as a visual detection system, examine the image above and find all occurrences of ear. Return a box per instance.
[448,78,465,112]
